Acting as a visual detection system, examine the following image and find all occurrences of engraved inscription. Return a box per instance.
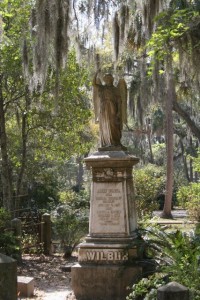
[96,187,122,226]
[85,250,128,262]
[91,182,126,234]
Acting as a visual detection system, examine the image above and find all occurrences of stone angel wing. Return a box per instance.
[117,78,127,126]
[92,75,102,123]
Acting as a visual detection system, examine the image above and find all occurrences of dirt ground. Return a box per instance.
[17,254,77,300]
[17,210,190,300]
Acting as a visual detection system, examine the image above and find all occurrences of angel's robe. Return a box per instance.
[97,83,122,148]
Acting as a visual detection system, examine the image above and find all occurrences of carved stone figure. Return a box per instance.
[93,73,127,150]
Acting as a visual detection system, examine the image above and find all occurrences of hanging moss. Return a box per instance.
[29,0,71,90]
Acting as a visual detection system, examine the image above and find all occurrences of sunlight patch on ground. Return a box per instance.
[44,288,71,300]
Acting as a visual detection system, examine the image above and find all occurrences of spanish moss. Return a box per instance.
[30,0,71,90]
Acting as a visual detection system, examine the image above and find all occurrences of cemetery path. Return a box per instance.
[17,254,76,300]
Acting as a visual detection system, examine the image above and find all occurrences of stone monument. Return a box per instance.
[72,74,142,300]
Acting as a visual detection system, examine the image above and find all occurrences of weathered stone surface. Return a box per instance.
[41,213,51,255]
[60,263,75,272]
[91,181,127,235]
[0,254,17,300]
[17,276,34,297]
[157,282,189,300]
[85,151,138,238]
[72,263,142,300]
[78,243,138,264]
[72,151,140,300]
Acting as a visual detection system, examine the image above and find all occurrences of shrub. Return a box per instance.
[21,233,43,254]
[134,164,165,218]
[58,189,90,209]
[53,206,89,256]
[126,273,166,300]
[177,183,200,221]
[136,223,200,299]
[0,208,10,229]
[52,190,89,256]
[152,143,166,166]
[192,148,200,173]
[0,208,19,257]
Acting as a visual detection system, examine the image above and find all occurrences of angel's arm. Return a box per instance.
[92,72,102,87]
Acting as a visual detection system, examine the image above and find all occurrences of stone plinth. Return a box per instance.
[72,263,142,300]
[72,151,141,300]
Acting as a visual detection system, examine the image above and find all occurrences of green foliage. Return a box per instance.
[127,273,166,300]
[0,208,19,256]
[21,234,43,255]
[134,164,165,218]
[177,183,200,220]
[58,190,90,209]
[138,224,200,298]
[35,50,93,160]
[192,149,200,173]
[152,107,164,134]
[53,206,89,254]
[176,148,200,220]
[147,5,199,62]
[152,143,166,166]
[29,179,59,210]
[0,231,19,257]
[52,190,89,254]
[0,208,11,229]
[0,0,94,211]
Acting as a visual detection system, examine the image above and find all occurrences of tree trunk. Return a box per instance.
[16,87,29,211]
[76,156,84,191]
[0,75,13,211]
[161,56,174,219]
[146,121,154,163]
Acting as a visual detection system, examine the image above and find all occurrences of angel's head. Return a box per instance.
[103,74,114,86]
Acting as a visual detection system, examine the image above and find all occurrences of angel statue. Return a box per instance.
[93,72,127,151]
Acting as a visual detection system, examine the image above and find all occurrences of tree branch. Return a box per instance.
[173,99,200,141]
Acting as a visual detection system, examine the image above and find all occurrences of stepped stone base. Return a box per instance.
[72,150,141,300]
[72,263,142,300]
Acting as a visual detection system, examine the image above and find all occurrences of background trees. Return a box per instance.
[0,0,199,216]
[0,0,94,212]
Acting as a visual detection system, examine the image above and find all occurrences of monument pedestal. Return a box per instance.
[72,151,142,300]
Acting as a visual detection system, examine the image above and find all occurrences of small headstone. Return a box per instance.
[157,281,189,300]
[61,263,75,272]
[0,254,17,300]
[17,276,34,297]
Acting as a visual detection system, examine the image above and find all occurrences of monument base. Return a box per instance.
[72,263,142,300]
[72,150,141,299]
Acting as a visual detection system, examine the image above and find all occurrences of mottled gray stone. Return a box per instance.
[72,151,141,300]
[157,282,189,300]
[72,263,142,300]
[0,254,17,300]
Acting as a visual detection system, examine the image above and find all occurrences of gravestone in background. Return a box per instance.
[0,254,17,300]
[72,150,142,300]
